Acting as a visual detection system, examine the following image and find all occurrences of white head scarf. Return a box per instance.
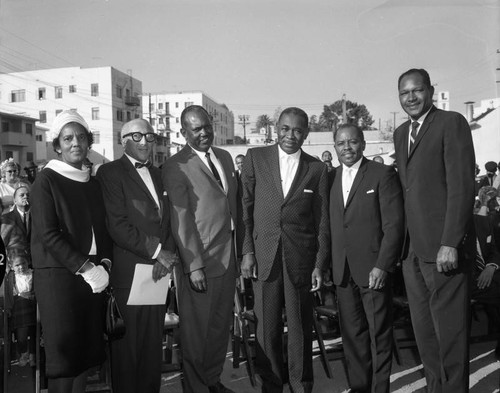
[48,110,90,141]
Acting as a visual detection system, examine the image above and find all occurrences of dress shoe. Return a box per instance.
[208,381,236,393]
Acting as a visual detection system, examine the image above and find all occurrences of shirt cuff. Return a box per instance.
[485,263,499,270]
[152,243,162,259]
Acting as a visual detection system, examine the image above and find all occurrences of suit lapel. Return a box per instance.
[120,155,159,208]
[284,152,309,204]
[345,158,367,209]
[408,106,436,160]
[269,144,285,199]
[333,166,344,212]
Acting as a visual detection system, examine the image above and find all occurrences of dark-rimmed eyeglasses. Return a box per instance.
[6,170,18,174]
[123,132,156,143]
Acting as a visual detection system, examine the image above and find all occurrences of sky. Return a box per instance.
[0,0,498,136]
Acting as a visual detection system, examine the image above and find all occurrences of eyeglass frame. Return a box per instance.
[6,170,18,174]
[122,132,156,143]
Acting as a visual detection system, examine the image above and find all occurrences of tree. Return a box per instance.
[320,100,374,131]
[309,115,322,132]
[255,114,274,143]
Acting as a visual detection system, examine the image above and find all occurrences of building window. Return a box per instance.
[126,89,130,98]
[11,89,25,102]
[159,117,164,125]
[39,111,47,123]
[158,103,163,110]
[38,88,46,100]
[185,101,193,108]
[117,110,123,122]
[165,103,170,113]
[91,83,99,97]
[175,102,179,108]
[69,85,77,93]
[1,122,9,132]
[149,103,155,112]
[55,86,63,99]
[176,117,179,123]
[92,107,100,120]
[126,111,131,122]
[151,118,156,126]
[55,109,63,117]
[26,123,33,135]
[36,134,43,142]
[165,118,170,129]
[27,152,33,161]
[93,131,100,144]
[116,85,123,98]
[176,132,180,138]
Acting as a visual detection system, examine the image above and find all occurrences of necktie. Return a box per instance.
[22,212,27,230]
[135,161,152,169]
[476,238,486,271]
[409,121,419,151]
[206,152,223,189]
[283,155,295,197]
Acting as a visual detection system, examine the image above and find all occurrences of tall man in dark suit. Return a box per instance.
[394,69,475,393]
[331,124,404,393]
[163,105,238,393]
[240,107,330,393]
[97,119,179,393]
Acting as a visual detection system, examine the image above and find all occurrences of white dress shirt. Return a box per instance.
[125,153,161,258]
[279,146,301,197]
[342,158,362,206]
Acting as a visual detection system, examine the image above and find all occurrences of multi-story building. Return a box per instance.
[0,66,142,164]
[143,91,235,158]
[0,111,37,170]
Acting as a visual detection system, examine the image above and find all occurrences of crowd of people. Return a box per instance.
[0,67,499,393]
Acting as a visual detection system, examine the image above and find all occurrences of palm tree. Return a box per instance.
[255,114,274,143]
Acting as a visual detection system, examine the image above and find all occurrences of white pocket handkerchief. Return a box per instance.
[304,189,314,193]
[366,189,375,194]
[163,191,168,196]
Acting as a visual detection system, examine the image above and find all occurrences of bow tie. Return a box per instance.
[135,161,152,169]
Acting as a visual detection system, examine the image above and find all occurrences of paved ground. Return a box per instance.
[4,308,500,392]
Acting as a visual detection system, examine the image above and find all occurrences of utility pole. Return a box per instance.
[238,115,250,144]
[390,111,398,130]
[148,93,152,124]
[341,94,347,124]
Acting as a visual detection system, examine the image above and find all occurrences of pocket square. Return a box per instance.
[366,189,375,194]
[304,189,313,193]
[163,191,168,196]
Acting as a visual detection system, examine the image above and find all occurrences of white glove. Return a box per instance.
[80,263,109,293]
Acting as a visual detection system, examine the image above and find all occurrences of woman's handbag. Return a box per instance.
[105,286,126,340]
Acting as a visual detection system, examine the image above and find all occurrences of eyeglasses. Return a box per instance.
[6,170,18,174]
[123,132,156,143]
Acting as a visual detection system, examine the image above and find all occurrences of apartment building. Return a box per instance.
[0,66,142,164]
[0,111,37,170]
[143,91,235,158]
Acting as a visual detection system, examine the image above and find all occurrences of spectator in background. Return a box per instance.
[1,183,31,256]
[393,68,475,393]
[477,161,498,189]
[31,110,111,393]
[493,161,500,190]
[0,158,21,214]
[372,155,385,164]
[23,161,38,184]
[472,186,500,357]
[321,150,333,162]
[4,249,36,367]
[235,154,244,176]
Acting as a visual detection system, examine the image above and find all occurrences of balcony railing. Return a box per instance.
[125,96,140,106]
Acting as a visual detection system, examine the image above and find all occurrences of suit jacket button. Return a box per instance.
[344,224,348,229]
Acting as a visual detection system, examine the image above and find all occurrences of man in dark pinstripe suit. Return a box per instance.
[241,107,330,393]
